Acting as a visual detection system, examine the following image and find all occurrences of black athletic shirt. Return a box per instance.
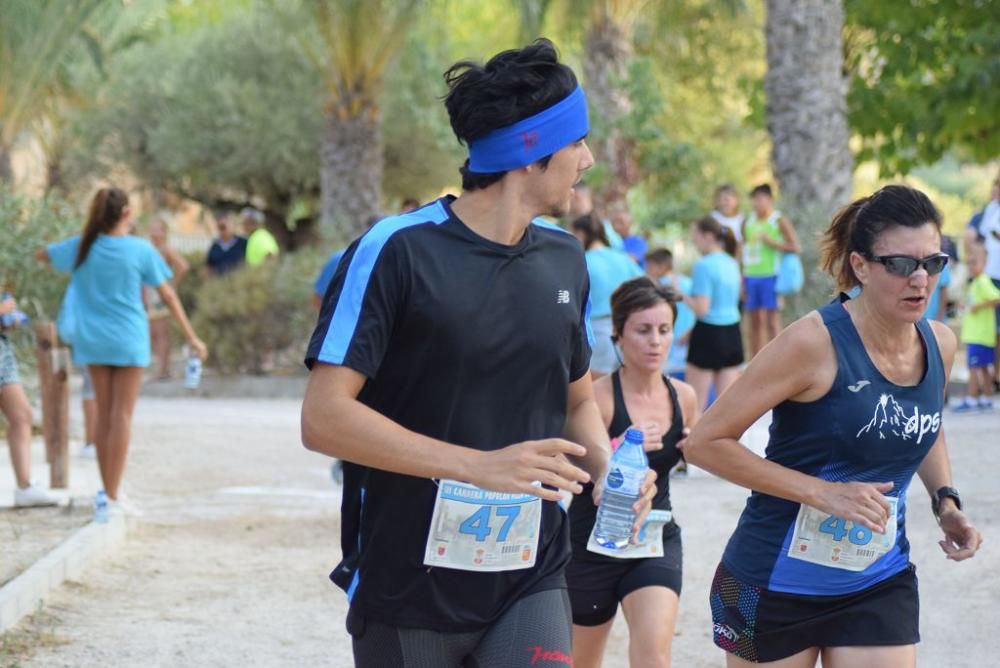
[304,197,593,632]
[569,371,683,559]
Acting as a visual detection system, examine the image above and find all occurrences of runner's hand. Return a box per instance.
[676,427,690,452]
[630,469,658,544]
[0,297,15,316]
[473,439,590,502]
[812,481,893,534]
[636,422,663,452]
[188,336,208,360]
[937,509,982,561]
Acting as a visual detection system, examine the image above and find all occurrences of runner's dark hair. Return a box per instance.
[444,38,579,191]
[821,185,942,292]
[695,215,738,258]
[76,187,129,268]
[611,277,679,342]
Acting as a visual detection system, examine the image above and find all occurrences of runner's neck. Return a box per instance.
[619,364,664,398]
[450,189,536,247]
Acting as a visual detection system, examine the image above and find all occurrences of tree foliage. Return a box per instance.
[0,0,108,182]
[66,7,326,245]
[846,0,1000,174]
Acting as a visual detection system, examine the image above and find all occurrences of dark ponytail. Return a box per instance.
[820,185,941,292]
[76,188,129,268]
[571,213,609,249]
[695,215,737,257]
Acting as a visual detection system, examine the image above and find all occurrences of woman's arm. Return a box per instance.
[763,216,802,253]
[684,314,894,533]
[165,248,190,284]
[686,294,710,318]
[916,321,982,560]
[156,282,207,359]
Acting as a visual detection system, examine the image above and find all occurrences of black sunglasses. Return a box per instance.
[865,253,950,277]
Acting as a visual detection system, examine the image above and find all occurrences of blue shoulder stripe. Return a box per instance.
[530,216,573,235]
[317,201,450,365]
[531,217,595,346]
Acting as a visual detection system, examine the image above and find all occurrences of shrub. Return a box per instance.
[0,189,81,376]
[190,248,325,374]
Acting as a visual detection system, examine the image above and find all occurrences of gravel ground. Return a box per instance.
[4,397,996,668]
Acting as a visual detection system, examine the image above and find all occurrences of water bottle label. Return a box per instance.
[606,468,625,489]
[423,479,541,572]
[586,509,672,559]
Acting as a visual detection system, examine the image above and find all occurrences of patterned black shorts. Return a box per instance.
[709,561,919,663]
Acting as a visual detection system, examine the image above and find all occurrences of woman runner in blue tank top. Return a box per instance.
[566,277,699,668]
[685,185,982,667]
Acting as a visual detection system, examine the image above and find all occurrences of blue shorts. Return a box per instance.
[968,343,994,369]
[744,275,778,311]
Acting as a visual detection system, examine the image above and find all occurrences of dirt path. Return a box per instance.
[8,397,998,667]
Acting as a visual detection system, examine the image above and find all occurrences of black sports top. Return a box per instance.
[569,370,683,558]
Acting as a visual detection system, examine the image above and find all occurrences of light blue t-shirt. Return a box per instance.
[48,235,172,367]
[690,251,741,326]
[661,274,695,372]
[314,250,345,298]
[585,246,643,318]
[924,263,951,321]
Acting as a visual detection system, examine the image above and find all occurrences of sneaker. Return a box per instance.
[952,398,977,413]
[14,483,61,508]
[79,443,97,459]
[978,397,994,411]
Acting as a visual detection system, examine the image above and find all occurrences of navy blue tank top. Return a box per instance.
[721,299,945,595]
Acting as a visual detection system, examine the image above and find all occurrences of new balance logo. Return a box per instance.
[556,290,571,304]
[521,130,539,150]
[848,380,871,393]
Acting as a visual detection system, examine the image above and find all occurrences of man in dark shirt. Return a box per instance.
[205,214,247,275]
[301,39,655,667]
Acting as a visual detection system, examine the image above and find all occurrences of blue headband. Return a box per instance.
[467,86,589,174]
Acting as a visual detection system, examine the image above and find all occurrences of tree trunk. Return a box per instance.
[320,100,383,241]
[583,13,640,214]
[764,0,853,222]
[0,144,13,185]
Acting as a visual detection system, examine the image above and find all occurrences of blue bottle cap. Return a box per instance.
[624,428,644,443]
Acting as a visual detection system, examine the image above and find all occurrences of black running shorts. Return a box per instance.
[349,588,573,667]
[710,561,920,663]
[566,524,683,626]
[687,321,744,370]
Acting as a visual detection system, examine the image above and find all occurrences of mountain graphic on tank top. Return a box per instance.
[856,393,941,444]
[856,394,909,440]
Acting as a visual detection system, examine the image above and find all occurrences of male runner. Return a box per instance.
[301,39,655,667]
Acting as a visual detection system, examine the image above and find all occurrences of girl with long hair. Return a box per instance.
[37,188,207,509]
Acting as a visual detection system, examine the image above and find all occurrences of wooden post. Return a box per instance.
[33,321,71,488]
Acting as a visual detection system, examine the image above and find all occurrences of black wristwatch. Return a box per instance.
[931,486,962,518]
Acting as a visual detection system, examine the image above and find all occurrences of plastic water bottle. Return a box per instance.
[0,292,28,328]
[593,428,649,549]
[184,355,202,390]
[94,490,109,524]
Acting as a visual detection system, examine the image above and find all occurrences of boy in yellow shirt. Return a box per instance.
[957,243,1000,411]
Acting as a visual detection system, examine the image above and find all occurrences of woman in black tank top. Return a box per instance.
[567,277,699,668]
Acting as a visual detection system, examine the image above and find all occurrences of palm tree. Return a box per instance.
[580,0,644,211]
[764,0,852,221]
[298,0,422,238]
[514,0,745,213]
[0,0,107,185]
